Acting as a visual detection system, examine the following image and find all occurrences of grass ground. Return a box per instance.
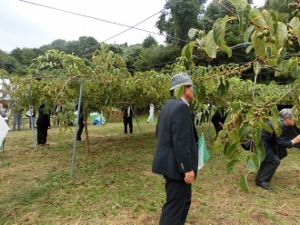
[1,115,300,225]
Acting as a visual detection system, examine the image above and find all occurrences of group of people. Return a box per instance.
[152,72,300,224]
[0,101,85,146]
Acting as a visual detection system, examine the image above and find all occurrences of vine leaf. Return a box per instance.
[213,16,232,57]
[204,30,217,58]
[239,174,249,192]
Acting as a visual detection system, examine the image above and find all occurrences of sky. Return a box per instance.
[0,0,265,53]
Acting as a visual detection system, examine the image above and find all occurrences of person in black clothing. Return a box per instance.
[256,108,300,190]
[123,106,134,134]
[75,103,84,141]
[211,102,231,139]
[36,104,50,145]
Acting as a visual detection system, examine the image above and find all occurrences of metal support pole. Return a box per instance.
[130,106,142,133]
[70,80,84,178]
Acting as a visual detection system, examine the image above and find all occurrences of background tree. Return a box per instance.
[156,0,207,47]
[142,35,158,48]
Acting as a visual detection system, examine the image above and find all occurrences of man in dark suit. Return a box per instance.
[123,106,134,134]
[211,102,230,139]
[256,108,300,190]
[152,72,198,225]
[36,104,50,146]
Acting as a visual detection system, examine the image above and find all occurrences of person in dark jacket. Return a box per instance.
[75,103,84,141]
[36,104,50,145]
[256,108,300,190]
[123,105,134,134]
[211,102,231,139]
[152,72,198,225]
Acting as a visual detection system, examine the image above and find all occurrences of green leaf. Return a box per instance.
[253,140,265,162]
[239,123,250,143]
[261,9,275,36]
[224,142,238,159]
[253,61,261,75]
[277,22,288,48]
[276,47,286,65]
[269,117,282,136]
[268,10,278,36]
[289,17,300,31]
[249,8,268,28]
[174,85,184,99]
[295,28,300,46]
[227,159,240,174]
[237,4,251,34]
[251,31,266,58]
[245,45,254,54]
[213,16,232,57]
[197,81,206,102]
[188,28,198,40]
[252,124,261,145]
[181,43,193,61]
[246,154,260,172]
[204,30,217,58]
[281,60,290,75]
[244,25,255,43]
[228,0,248,8]
[238,174,249,192]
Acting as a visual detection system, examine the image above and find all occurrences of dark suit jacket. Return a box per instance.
[36,104,50,129]
[211,108,227,128]
[152,97,199,181]
[261,120,293,162]
[123,107,133,120]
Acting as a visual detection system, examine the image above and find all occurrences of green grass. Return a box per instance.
[1,115,300,224]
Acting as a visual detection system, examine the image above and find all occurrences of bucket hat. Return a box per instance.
[170,72,192,90]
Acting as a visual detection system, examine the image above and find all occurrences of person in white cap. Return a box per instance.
[152,72,199,225]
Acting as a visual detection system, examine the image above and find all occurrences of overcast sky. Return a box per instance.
[0,0,265,53]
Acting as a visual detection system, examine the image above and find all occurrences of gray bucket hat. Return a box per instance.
[170,72,192,90]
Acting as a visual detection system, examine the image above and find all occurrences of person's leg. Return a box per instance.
[159,177,191,225]
[256,156,280,189]
[150,112,154,122]
[77,124,84,141]
[124,120,128,133]
[37,126,42,145]
[17,115,21,130]
[129,119,133,133]
[32,117,36,128]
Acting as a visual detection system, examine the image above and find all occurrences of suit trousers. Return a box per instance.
[76,123,84,141]
[123,118,133,133]
[37,126,48,145]
[256,155,281,183]
[159,177,191,225]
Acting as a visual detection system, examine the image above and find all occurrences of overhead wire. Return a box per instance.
[17,0,190,56]
[18,0,163,38]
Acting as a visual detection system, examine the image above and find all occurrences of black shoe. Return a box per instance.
[256,181,273,190]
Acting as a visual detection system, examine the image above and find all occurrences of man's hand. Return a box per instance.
[184,170,195,184]
[292,134,300,144]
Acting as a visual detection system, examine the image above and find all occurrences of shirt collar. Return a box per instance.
[180,97,189,106]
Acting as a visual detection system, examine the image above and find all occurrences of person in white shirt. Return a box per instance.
[147,103,155,123]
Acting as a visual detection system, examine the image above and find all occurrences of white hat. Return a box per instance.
[169,72,192,90]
